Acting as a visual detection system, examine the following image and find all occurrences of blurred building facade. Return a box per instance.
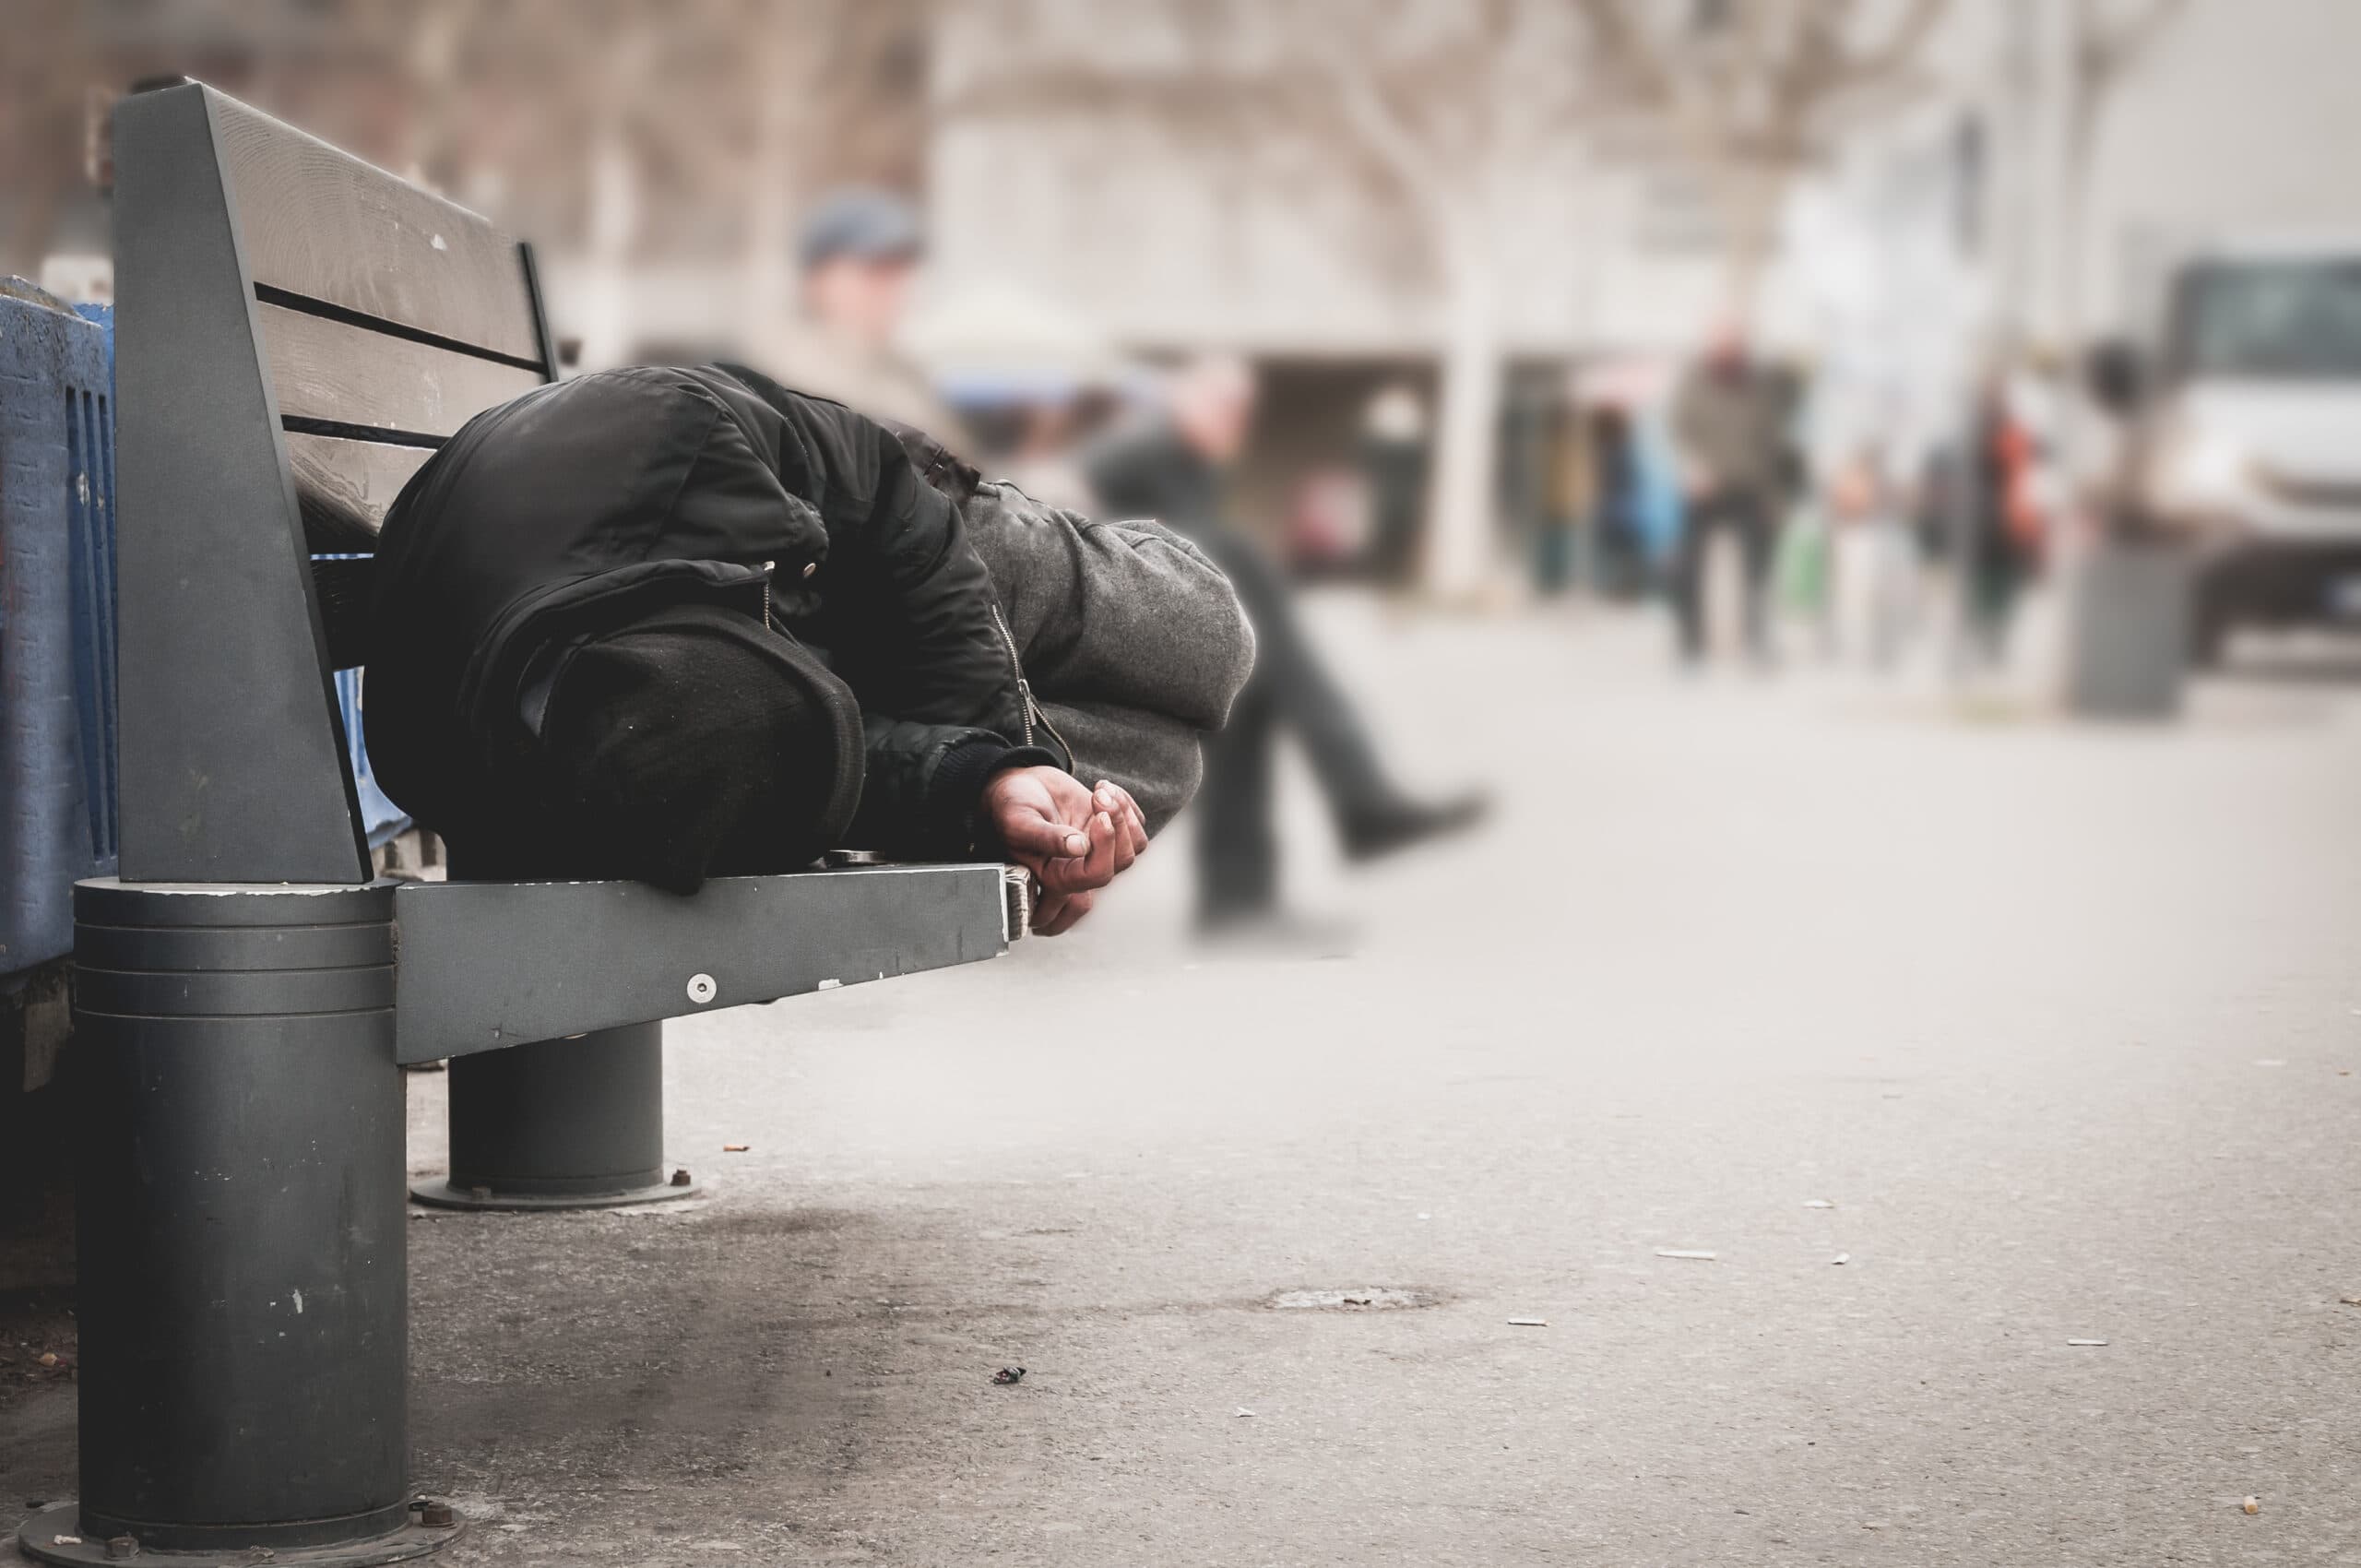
[1772,0,2361,479]
[10,0,2361,581]
[928,0,2361,554]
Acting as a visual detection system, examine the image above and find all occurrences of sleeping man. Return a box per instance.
[364,362,1254,934]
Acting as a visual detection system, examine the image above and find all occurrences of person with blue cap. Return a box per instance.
[780,185,973,443]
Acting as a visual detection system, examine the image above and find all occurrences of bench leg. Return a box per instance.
[17,880,463,1567]
[410,1022,699,1210]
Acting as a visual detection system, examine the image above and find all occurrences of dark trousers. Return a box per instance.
[1674,488,1775,659]
[1196,531,1392,919]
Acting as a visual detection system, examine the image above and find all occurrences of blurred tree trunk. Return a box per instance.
[741,6,799,363]
[1427,240,1502,596]
[2056,0,2187,360]
[0,0,99,277]
[2044,0,2185,574]
[1719,161,1791,322]
[577,100,638,371]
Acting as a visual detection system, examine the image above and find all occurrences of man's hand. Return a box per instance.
[980,765,1148,935]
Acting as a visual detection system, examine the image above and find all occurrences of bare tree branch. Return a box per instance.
[1568,0,1953,307]
[2078,0,2188,92]
[1305,46,1451,213]
[1576,0,1952,164]
[1832,0,1951,91]
[937,0,1616,275]
[1568,0,1677,105]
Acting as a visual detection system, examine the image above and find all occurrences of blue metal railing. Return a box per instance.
[2,283,118,979]
[4,284,412,984]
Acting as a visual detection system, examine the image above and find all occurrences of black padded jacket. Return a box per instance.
[365,363,1056,867]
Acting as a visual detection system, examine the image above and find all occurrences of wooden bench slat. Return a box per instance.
[289,434,433,552]
[258,302,542,443]
[215,92,545,365]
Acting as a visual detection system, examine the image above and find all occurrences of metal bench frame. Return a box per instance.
[17,82,1014,1568]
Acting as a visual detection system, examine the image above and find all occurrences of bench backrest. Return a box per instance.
[111,81,555,884]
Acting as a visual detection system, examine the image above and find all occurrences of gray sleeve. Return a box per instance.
[964,481,1253,731]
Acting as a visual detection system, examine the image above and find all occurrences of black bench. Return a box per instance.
[17,81,1020,1568]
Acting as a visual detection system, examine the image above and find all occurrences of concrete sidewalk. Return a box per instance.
[11,600,2361,1565]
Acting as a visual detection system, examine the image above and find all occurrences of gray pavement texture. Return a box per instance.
[12,600,2361,1566]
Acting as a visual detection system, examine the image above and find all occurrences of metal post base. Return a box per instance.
[16,1501,463,1567]
[409,1022,701,1211]
[66,881,439,1559]
[409,1173,701,1212]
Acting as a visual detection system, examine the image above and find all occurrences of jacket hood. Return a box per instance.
[529,600,865,889]
[371,366,835,775]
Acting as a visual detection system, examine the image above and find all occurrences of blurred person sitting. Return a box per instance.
[1086,355,1487,937]
[367,362,1251,934]
[1670,324,1797,665]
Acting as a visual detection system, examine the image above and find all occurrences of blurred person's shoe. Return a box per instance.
[1339,790,1490,863]
[1192,905,1358,957]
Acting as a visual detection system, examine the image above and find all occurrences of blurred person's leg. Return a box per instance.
[1195,671,1279,925]
[1871,517,1911,670]
[1673,499,1719,660]
[1202,529,1486,873]
[1738,492,1776,661]
[1534,518,1572,595]
[1601,508,1642,599]
[1970,548,2017,664]
[1203,533,1390,817]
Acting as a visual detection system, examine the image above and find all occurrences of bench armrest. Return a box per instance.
[392,862,1017,1063]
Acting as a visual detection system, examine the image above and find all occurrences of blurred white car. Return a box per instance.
[2136,238,2361,660]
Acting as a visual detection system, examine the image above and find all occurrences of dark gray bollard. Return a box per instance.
[411,1022,698,1210]
[17,879,462,1566]
[2064,540,2191,719]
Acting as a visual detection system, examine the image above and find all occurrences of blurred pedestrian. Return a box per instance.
[1531,395,1589,597]
[1360,384,1429,588]
[1670,325,1796,664]
[778,185,973,445]
[1086,356,1487,935]
[1586,402,1647,598]
[1964,376,2047,664]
